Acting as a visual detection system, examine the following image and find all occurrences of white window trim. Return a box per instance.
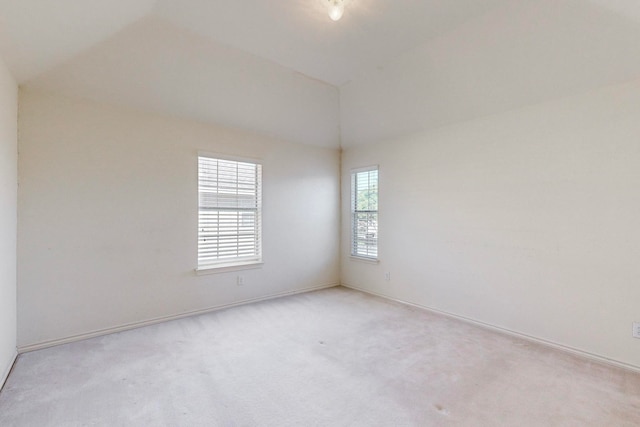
[349,255,380,264]
[195,261,264,275]
[197,151,262,165]
[197,152,263,272]
[350,165,379,262]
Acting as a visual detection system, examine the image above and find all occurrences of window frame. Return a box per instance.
[350,165,379,261]
[196,153,263,273]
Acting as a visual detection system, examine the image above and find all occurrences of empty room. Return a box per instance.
[1,0,640,425]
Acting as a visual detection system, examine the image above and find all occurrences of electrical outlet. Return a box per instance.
[633,322,640,339]
[237,275,245,286]
[384,272,391,282]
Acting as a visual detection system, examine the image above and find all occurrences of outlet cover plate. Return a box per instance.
[633,322,640,339]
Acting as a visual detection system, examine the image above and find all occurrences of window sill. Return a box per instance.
[195,261,264,275]
[349,256,379,264]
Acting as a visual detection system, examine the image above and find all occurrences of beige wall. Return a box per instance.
[342,78,640,369]
[18,89,340,348]
[0,56,17,385]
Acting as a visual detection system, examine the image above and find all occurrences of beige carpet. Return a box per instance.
[1,286,639,426]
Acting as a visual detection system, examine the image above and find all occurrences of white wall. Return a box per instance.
[342,78,640,369]
[18,89,340,348]
[0,56,17,385]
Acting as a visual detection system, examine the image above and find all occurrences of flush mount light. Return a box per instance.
[327,0,346,21]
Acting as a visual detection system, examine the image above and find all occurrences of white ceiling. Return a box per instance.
[24,16,341,148]
[152,0,509,87]
[1,0,509,86]
[0,0,157,82]
[2,0,640,148]
[340,0,640,146]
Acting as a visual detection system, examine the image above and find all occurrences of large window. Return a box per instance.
[351,166,378,259]
[198,155,262,270]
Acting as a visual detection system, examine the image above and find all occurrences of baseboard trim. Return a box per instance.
[341,283,640,374]
[1,350,18,392]
[18,283,339,354]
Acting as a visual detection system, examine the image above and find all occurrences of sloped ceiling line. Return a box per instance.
[3,0,640,149]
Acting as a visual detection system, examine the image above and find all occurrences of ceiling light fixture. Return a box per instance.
[327,0,345,21]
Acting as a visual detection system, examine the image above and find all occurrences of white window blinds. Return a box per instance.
[198,156,262,269]
[351,167,378,259]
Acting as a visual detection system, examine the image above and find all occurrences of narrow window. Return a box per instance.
[351,166,378,259]
[198,156,262,270]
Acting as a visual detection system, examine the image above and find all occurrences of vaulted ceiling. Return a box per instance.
[1,0,640,148]
[0,0,510,85]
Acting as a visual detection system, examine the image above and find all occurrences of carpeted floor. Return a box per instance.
[1,286,639,426]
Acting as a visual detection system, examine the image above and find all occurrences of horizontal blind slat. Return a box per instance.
[351,167,378,259]
[198,156,262,268]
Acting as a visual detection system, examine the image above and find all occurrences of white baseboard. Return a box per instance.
[1,350,18,392]
[18,283,339,354]
[341,283,640,374]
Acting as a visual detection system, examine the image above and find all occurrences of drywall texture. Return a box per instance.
[18,89,340,348]
[342,78,640,369]
[0,57,17,384]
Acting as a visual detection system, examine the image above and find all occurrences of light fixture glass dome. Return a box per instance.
[328,0,345,21]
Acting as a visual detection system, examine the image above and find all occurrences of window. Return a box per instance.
[351,166,378,259]
[198,155,262,270]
